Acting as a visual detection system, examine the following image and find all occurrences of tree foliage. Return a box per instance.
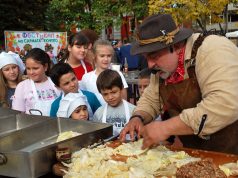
[45,0,148,33]
[148,0,238,29]
[0,0,49,45]
[45,0,93,32]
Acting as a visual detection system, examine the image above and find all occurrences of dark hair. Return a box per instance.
[80,29,99,45]
[61,33,90,62]
[138,68,153,79]
[96,69,123,92]
[25,48,51,75]
[49,63,75,86]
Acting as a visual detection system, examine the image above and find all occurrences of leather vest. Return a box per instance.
[159,35,238,155]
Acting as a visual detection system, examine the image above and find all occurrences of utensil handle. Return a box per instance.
[29,109,43,116]
[0,153,7,165]
[103,134,119,143]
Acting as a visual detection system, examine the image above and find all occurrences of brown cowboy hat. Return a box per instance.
[131,14,193,55]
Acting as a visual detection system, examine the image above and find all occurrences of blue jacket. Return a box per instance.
[119,44,140,70]
[50,90,101,117]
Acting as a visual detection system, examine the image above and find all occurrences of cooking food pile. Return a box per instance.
[61,139,236,178]
[56,131,82,142]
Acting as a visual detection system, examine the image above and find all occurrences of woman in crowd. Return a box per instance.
[0,52,25,108]
[60,32,93,81]
[12,48,61,116]
[80,39,128,105]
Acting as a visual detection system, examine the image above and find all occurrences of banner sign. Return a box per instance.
[4,31,67,56]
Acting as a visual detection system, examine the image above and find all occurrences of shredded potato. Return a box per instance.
[63,139,202,178]
[56,131,81,142]
[219,161,238,177]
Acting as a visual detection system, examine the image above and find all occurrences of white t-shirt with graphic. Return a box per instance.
[12,79,61,114]
[93,100,135,132]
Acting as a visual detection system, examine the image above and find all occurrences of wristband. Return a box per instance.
[130,115,144,122]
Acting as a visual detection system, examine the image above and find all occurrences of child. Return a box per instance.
[0,52,25,108]
[138,68,162,122]
[138,68,153,97]
[93,69,135,135]
[80,29,99,68]
[61,33,93,80]
[12,48,61,116]
[49,63,101,118]
[45,43,57,65]
[57,93,89,120]
[80,39,128,105]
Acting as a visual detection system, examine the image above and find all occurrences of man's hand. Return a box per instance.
[141,121,170,149]
[119,117,144,142]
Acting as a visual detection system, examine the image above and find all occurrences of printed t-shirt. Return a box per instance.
[12,79,61,114]
[93,100,135,133]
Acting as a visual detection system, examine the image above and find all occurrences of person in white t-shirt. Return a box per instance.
[93,69,135,135]
[80,39,128,105]
[12,48,61,116]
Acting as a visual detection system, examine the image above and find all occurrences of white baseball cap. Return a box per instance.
[57,93,88,118]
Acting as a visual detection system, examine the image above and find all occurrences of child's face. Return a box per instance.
[68,44,88,61]
[58,72,79,94]
[26,58,47,82]
[2,64,19,82]
[100,86,123,107]
[95,45,113,70]
[71,105,88,120]
[138,78,150,96]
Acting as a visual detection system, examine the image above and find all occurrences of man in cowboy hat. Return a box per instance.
[120,14,238,154]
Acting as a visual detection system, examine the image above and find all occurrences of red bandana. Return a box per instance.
[165,47,185,84]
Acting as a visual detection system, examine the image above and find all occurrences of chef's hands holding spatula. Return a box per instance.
[119,116,144,142]
[120,116,170,149]
[120,115,194,149]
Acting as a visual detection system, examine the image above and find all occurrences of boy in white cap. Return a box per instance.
[0,52,25,107]
[57,93,89,120]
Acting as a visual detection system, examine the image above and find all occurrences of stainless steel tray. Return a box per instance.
[0,114,50,137]
[0,116,112,178]
[0,108,20,118]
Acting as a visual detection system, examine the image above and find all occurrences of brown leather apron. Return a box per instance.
[159,35,238,155]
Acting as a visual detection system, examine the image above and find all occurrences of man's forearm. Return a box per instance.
[163,115,194,136]
[133,110,154,124]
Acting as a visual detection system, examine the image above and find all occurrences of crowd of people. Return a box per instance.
[0,29,144,139]
[1,13,238,155]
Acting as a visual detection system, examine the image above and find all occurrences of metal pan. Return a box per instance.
[0,117,112,178]
[0,113,51,137]
[0,108,20,118]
